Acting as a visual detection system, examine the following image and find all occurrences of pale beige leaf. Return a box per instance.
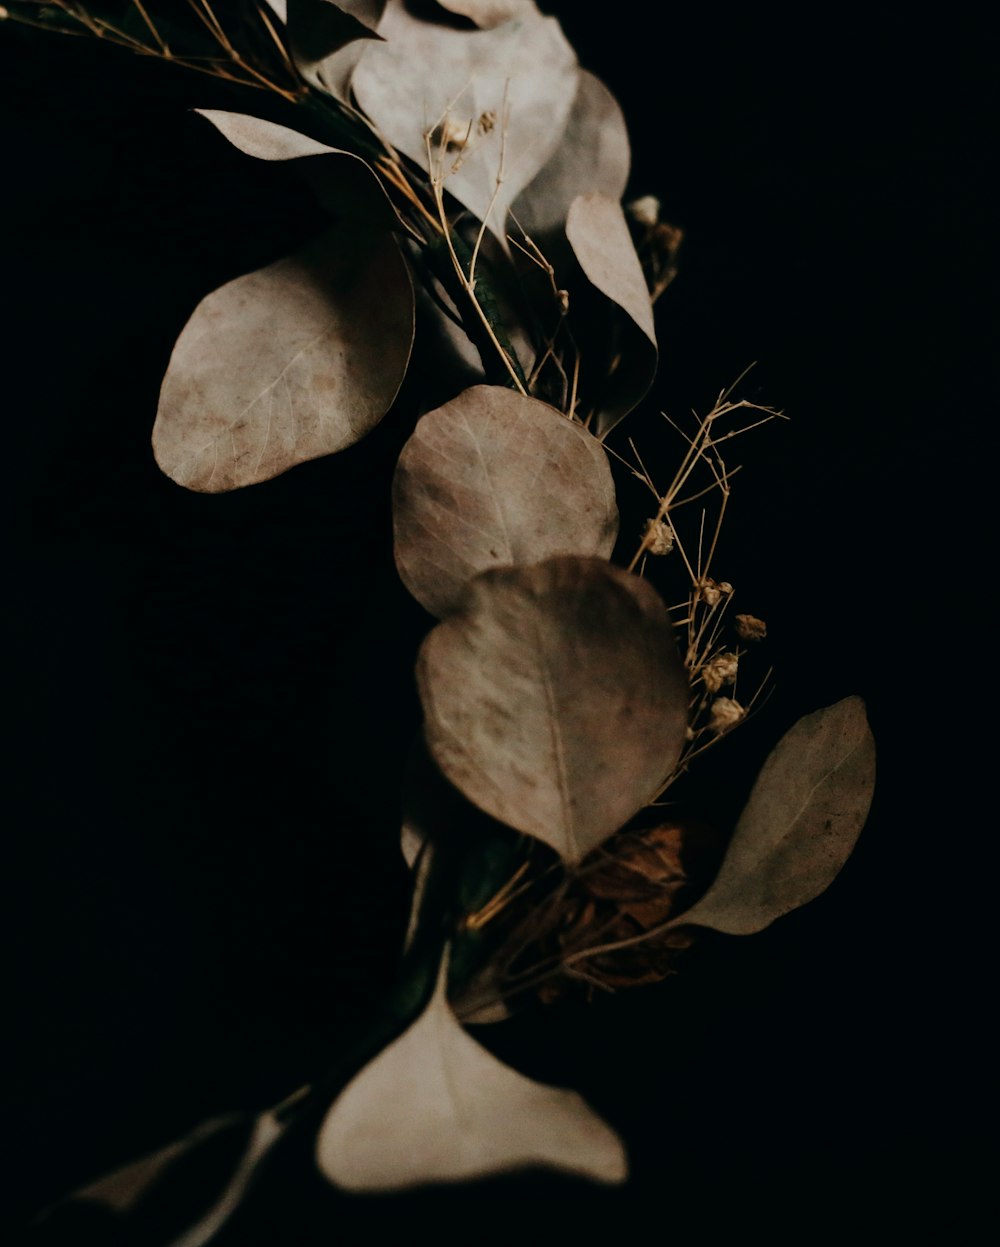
[436,0,537,27]
[565,191,657,437]
[195,111,339,162]
[263,0,287,21]
[315,956,627,1190]
[393,385,618,617]
[353,0,578,239]
[513,71,630,241]
[418,557,689,862]
[153,226,414,492]
[675,697,877,935]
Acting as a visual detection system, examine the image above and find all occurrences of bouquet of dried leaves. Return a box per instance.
[5,1,877,1241]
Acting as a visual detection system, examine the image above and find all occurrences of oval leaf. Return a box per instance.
[565,191,657,437]
[675,696,877,935]
[417,556,689,862]
[353,1,578,239]
[153,225,414,492]
[513,71,630,243]
[393,385,618,617]
[316,955,626,1190]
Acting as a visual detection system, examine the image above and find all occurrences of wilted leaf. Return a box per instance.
[153,225,414,492]
[393,385,618,617]
[315,954,626,1190]
[565,191,657,437]
[513,71,630,242]
[436,0,538,26]
[418,556,689,862]
[353,0,578,239]
[674,696,877,935]
[287,0,385,99]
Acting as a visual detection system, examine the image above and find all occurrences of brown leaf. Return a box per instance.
[674,696,877,935]
[393,385,618,617]
[565,191,657,437]
[315,953,627,1190]
[417,557,689,862]
[353,0,578,239]
[153,224,413,492]
[513,70,630,243]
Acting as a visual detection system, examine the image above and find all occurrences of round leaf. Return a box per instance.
[153,225,414,492]
[316,955,627,1190]
[393,385,619,617]
[675,696,877,935]
[417,556,690,862]
[436,0,538,26]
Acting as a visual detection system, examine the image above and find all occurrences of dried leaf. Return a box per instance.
[436,0,538,26]
[565,191,657,437]
[418,557,689,862]
[513,71,630,242]
[393,385,618,617]
[195,110,339,162]
[287,0,385,99]
[153,225,414,492]
[353,0,578,239]
[193,112,404,228]
[674,697,876,935]
[315,954,626,1190]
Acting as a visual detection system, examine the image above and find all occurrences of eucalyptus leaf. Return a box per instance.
[287,0,385,99]
[353,0,578,240]
[153,225,414,492]
[674,697,876,935]
[418,556,689,862]
[195,110,339,162]
[436,0,538,26]
[193,111,404,227]
[565,191,657,437]
[315,954,627,1190]
[393,385,618,617]
[513,70,630,243]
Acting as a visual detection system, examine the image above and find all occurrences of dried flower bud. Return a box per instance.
[432,116,471,152]
[702,651,739,693]
[627,194,661,228]
[735,613,767,641]
[556,288,570,315]
[643,517,674,555]
[478,110,496,135]
[697,578,733,607]
[709,696,745,733]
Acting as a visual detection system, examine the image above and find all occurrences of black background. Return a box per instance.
[2,5,993,1242]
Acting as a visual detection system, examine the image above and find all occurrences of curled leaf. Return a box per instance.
[153,224,414,492]
[418,556,689,862]
[513,70,630,243]
[393,385,618,617]
[565,191,657,436]
[674,697,877,935]
[353,0,578,239]
[316,954,626,1190]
